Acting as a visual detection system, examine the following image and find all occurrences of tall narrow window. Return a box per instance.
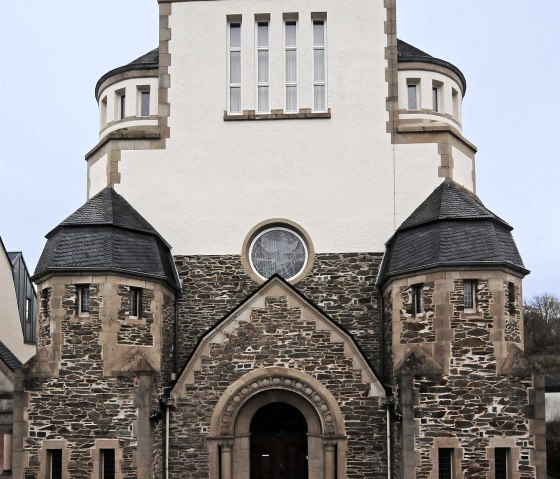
[413,284,424,316]
[78,285,90,315]
[47,449,63,479]
[228,22,242,113]
[438,448,453,479]
[120,93,126,119]
[495,448,510,479]
[26,297,32,322]
[129,287,142,318]
[452,88,459,119]
[256,21,269,113]
[140,90,150,117]
[432,86,439,112]
[100,96,107,127]
[284,20,298,112]
[508,282,516,314]
[407,82,419,110]
[312,19,326,111]
[100,449,116,479]
[464,280,476,312]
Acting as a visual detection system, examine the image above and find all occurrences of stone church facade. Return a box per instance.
[11,0,546,478]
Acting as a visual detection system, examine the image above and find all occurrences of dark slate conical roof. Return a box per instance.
[33,187,179,289]
[378,180,528,285]
[397,39,466,93]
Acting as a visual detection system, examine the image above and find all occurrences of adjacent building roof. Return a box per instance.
[0,340,22,372]
[397,39,467,93]
[33,188,179,290]
[378,180,528,285]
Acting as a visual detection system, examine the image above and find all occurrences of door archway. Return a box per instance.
[208,367,347,479]
[250,402,308,479]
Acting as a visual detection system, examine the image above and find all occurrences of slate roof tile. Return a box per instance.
[379,181,527,284]
[34,188,179,289]
[0,340,22,372]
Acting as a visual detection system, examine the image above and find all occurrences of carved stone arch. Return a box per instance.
[208,367,347,479]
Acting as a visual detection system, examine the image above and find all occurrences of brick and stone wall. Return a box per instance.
[386,270,544,479]
[174,252,384,372]
[15,275,175,479]
[38,288,51,348]
[170,288,388,479]
[117,285,155,346]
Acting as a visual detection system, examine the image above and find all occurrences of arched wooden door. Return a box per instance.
[250,402,308,479]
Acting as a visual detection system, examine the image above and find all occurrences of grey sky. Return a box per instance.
[0,1,558,299]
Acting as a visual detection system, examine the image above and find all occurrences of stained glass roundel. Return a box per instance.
[249,227,308,280]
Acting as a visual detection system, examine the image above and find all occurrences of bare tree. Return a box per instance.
[524,294,560,355]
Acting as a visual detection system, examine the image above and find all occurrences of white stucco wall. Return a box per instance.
[0,251,34,363]
[88,153,108,197]
[394,142,443,228]
[97,77,158,136]
[116,0,400,255]
[452,146,474,191]
[105,0,470,256]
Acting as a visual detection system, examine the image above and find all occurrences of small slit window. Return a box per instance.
[438,448,454,479]
[100,449,116,479]
[463,280,476,313]
[413,284,424,316]
[495,448,510,479]
[139,88,150,117]
[47,449,63,479]
[78,285,90,315]
[407,80,419,110]
[508,282,516,314]
[129,288,142,318]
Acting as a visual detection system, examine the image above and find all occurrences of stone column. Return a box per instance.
[324,442,336,479]
[3,434,12,472]
[220,442,233,479]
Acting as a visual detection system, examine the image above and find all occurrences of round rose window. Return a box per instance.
[249,227,308,280]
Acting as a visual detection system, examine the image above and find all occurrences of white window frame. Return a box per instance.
[407,80,420,110]
[137,86,150,117]
[463,280,476,313]
[228,21,242,114]
[312,18,327,112]
[255,20,270,113]
[284,19,298,113]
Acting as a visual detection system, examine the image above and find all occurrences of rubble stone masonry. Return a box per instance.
[386,270,545,479]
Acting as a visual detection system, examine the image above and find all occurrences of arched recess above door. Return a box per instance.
[209,367,346,437]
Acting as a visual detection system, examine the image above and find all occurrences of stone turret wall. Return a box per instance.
[386,270,544,479]
[14,275,175,479]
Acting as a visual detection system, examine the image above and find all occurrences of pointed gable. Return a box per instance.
[172,275,385,399]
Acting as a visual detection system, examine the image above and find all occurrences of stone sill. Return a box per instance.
[224,108,331,121]
[397,120,477,152]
